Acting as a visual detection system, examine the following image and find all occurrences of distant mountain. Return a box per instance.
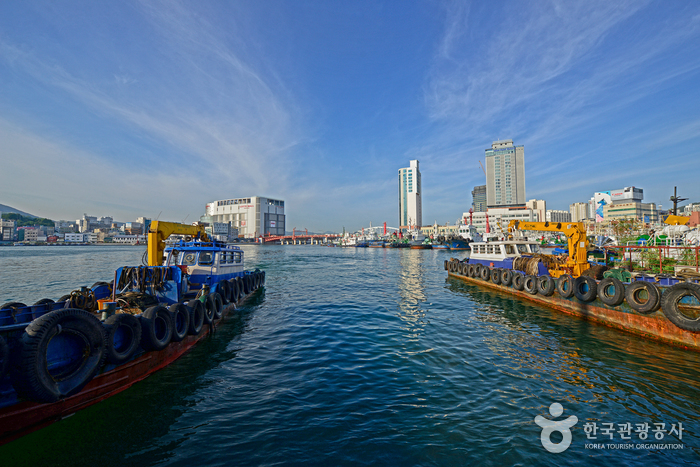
[0,204,37,218]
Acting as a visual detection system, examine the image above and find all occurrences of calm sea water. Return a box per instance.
[1,245,699,466]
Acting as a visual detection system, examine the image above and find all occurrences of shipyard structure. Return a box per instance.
[204,196,285,239]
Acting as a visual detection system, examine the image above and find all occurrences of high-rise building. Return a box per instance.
[398,160,422,229]
[526,199,546,222]
[485,139,525,208]
[472,185,487,212]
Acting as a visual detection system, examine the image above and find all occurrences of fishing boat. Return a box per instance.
[445,220,700,351]
[0,221,265,445]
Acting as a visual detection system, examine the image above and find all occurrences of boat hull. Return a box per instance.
[447,270,700,351]
[0,297,246,445]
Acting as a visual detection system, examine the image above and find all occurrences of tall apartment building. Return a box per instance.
[471,185,487,212]
[485,140,525,208]
[570,202,590,222]
[398,160,422,229]
[205,196,285,238]
[526,199,546,222]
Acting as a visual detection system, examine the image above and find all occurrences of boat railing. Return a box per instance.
[604,244,700,276]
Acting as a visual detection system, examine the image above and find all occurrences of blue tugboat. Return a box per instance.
[0,221,265,444]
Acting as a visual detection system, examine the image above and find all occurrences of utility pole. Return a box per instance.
[670,186,688,216]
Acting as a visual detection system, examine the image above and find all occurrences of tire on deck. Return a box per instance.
[625,281,660,314]
[597,277,625,306]
[660,282,700,332]
[104,313,142,364]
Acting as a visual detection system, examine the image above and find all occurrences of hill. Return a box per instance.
[0,204,36,218]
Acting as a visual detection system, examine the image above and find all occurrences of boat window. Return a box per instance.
[479,245,486,254]
[517,244,529,254]
[531,244,540,253]
[199,252,214,265]
[181,252,197,266]
[505,244,515,254]
[221,251,230,264]
[233,251,242,263]
[487,244,494,254]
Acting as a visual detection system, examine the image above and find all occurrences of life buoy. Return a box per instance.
[140,306,173,351]
[574,276,597,302]
[537,276,555,296]
[660,282,700,332]
[187,299,205,335]
[104,313,142,364]
[625,281,660,314]
[512,273,525,291]
[524,275,538,295]
[597,277,625,306]
[556,275,575,298]
[0,335,9,382]
[491,268,501,284]
[168,303,190,342]
[500,269,513,286]
[212,293,224,320]
[480,266,491,281]
[10,308,106,403]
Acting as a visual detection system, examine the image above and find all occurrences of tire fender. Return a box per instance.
[574,276,597,302]
[625,281,660,314]
[187,299,205,335]
[556,275,575,299]
[140,306,173,351]
[598,277,625,306]
[524,275,538,295]
[660,282,700,331]
[537,276,556,296]
[104,313,142,364]
[168,303,190,342]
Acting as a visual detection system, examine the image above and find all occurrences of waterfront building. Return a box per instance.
[471,185,487,212]
[546,210,572,223]
[461,206,536,235]
[0,219,16,241]
[398,160,422,229]
[420,222,458,238]
[205,196,285,239]
[570,202,591,222]
[525,199,546,222]
[485,140,526,208]
[682,202,700,215]
[603,201,658,224]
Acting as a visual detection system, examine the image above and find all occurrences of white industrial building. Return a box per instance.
[461,206,537,235]
[399,160,422,229]
[205,196,285,239]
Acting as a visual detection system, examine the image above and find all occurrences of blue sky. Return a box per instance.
[1,1,699,232]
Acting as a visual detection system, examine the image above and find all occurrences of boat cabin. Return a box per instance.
[164,240,246,286]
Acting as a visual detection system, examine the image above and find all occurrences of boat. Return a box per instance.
[0,221,265,445]
[432,243,451,250]
[444,220,700,351]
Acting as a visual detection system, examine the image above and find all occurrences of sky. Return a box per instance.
[1,0,699,233]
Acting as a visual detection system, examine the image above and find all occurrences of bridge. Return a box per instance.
[259,228,342,244]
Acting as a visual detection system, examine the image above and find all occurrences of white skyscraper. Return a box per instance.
[485,139,526,208]
[398,160,422,229]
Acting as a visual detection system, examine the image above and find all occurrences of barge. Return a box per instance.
[0,221,265,444]
[444,221,700,350]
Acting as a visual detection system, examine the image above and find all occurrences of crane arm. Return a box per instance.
[147,220,209,266]
[508,220,590,277]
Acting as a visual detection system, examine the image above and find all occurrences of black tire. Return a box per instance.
[625,281,660,314]
[203,295,216,325]
[480,266,490,281]
[187,299,205,335]
[140,306,173,351]
[104,313,142,364]
[169,303,190,342]
[459,263,466,275]
[491,268,501,284]
[229,279,240,303]
[537,276,556,296]
[0,335,9,382]
[598,277,625,306]
[260,271,265,286]
[217,281,229,305]
[58,295,71,303]
[244,275,253,294]
[33,298,55,306]
[524,275,538,295]
[473,263,482,278]
[234,277,243,299]
[556,275,575,299]
[10,308,106,403]
[512,273,525,291]
[574,276,597,302]
[500,269,513,287]
[660,282,700,332]
[444,260,449,271]
[91,281,110,290]
[1,302,27,311]
[212,293,224,320]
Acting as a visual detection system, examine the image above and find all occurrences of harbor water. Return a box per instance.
[1,245,699,466]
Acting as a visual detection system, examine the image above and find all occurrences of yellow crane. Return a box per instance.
[147,221,210,266]
[507,220,590,278]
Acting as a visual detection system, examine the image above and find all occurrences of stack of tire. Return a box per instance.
[446,261,700,333]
